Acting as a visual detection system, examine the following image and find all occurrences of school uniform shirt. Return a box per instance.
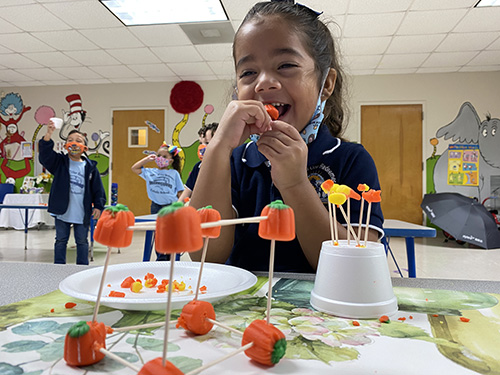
[229,124,384,273]
[185,161,201,191]
[56,159,85,224]
[140,168,184,205]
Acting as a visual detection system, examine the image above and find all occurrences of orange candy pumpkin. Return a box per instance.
[242,319,287,366]
[198,205,221,239]
[155,202,203,254]
[94,204,135,248]
[265,104,279,120]
[258,200,295,241]
[64,321,109,366]
[176,300,216,335]
[138,357,184,375]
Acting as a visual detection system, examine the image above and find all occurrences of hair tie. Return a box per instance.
[161,142,182,156]
[271,0,322,17]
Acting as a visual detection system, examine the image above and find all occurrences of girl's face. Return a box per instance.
[234,16,320,132]
[156,149,173,169]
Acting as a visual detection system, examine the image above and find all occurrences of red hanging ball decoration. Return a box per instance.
[170,81,204,114]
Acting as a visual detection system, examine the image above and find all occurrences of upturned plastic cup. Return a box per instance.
[310,240,398,319]
[50,117,63,129]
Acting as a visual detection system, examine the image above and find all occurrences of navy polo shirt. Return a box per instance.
[185,161,201,190]
[229,124,384,273]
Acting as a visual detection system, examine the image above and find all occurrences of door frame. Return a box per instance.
[357,100,428,224]
[107,106,169,200]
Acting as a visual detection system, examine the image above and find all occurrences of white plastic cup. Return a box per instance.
[50,117,63,129]
[310,240,398,319]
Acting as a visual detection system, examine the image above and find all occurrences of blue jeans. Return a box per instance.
[54,218,89,265]
[151,201,171,261]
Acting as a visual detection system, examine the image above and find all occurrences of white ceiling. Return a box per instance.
[1,0,499,87]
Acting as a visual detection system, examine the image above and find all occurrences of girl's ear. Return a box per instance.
[321,68,337,101]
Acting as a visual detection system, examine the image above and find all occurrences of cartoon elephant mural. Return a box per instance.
[433,102,500,201]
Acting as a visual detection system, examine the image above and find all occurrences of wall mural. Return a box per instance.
[0,92,110,201]
[427,102,500,202]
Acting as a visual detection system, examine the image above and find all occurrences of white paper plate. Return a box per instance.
[59,261,257,311]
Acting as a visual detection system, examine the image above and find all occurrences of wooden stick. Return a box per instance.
[99,347,141,372]
[332,203,339,245]
[266,239,276,324]
[206,318,243,336]
[364,202,373,246]
[162,255,176,367]
[327,197,334,243]
[357,198,365,240]
[184,342,254,375]
[112,320,177,332]
[347,198,351,245]
[194,237,209,300]
[92,246,112,323]
[337,205,361,246]
[128,216,269,231]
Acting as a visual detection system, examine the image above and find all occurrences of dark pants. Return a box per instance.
[54,218,89,265]
[151,201,171,261]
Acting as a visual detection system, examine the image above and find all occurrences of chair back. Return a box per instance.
[0,183,14,203]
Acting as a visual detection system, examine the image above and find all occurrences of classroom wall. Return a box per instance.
[1,70,499,195]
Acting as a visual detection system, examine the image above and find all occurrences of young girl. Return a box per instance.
[190,0,384,273]
[132,143,184,260]
[39,123,106,265]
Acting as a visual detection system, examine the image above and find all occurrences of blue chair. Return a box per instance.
[0,184,14,203]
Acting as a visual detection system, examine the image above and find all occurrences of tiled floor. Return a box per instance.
[1,226,500,281]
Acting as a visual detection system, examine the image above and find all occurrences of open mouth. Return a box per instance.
[268,103,290,119]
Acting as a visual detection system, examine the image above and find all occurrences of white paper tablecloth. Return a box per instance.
[0,193,54,230]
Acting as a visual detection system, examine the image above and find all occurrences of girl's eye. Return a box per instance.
[238,70,255,79]
[278,63,297,70]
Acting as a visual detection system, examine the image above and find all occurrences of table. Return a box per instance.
[1,262,499,374]
[384,219,437,278]
[0,193,54,250]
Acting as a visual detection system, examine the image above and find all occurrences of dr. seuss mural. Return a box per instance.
[0,92,110,198]
[427,102,500,201]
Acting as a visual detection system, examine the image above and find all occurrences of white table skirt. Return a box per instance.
[0,193,54,230]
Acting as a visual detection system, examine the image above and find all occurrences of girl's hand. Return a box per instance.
[145,154,156,162]
[47,121,56,134]
[214,100,272,151]
[92,208,101,220]
[257,120,308,191]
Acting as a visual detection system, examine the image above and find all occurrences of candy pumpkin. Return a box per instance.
[242,319,287,366]
[94,204,135,248]
[198,205,221,239]
[258,200,295,241]
[176,300,216,335]
[64,320,109,366]
[265,104,279,120]
[138,357,184,375]
[155,202,203,254]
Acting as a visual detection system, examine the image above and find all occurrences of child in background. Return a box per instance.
[39,122,106,265]
[178,122,218,204]
[190,0,383,273]
[132,143,184,261]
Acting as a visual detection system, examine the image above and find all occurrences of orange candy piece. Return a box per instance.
[320,179,334,194]
[138,357,184,375]
[242,319,287,366]
[362,189,382,203]
[94,204,135,248]
[265,104,279,120]
[258,200,295,241]
[198,205,221,239]
[155,202,203,254]
[121,276,135,288]
[64,321,108,366]
[176,300,216,335]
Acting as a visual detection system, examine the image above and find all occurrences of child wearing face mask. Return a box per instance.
[131,143,184,261]
[189,0,384,273]
[39,121,106,265]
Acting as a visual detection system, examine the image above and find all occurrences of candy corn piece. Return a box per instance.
[265,104,279,120]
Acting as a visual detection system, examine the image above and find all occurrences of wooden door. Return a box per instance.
[112,110,165,216]
[361,105,423,224]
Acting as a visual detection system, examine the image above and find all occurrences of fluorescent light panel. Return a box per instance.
[100,0,228,26]
[475,0,500,7]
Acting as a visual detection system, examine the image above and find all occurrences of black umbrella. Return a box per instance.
[421,192,500,249]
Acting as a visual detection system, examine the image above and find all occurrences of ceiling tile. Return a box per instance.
[222,0,258,22]
[421,51,478,67]
[44,1,123,29]
[487,37,500,50]
[348,0,413,14]
[32,30,98,51]
[409,0,476,11]
[0,17,22,34]
[22,51,81,67]
[109,77,146,84]
[168,62,214,76]
[130,24,191,47]
[179,74,218,81]
[374,68,418,75]
[75,78,111,85]
[416,67,461,74]
[16,68,67,80]
[437,32,499,52]
[128,63,175,77]
[52,66,104,79]
[207,60,234,75]
[89,65,139,78]
[0,4,69,32]
[0,33,54,53]
[379,53,430,69]
[346,55,383,70]
[387,34,446,54]
[6,80,45,86]
[454,7,500,33]
[460,65,500,72]
[0,70,32,81]
[344,13,405,37]
[43,80,78,86]
[80,28,144,49]
[467,50,500,66]
[151,46,203,63]
[64,50,120,66]
[398,9,468,35]
[107,48,161,65]
[341,37,392,56]
[195,44,233,62]
[0,54,43,69]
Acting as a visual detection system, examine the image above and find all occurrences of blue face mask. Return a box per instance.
[250,73,328,145]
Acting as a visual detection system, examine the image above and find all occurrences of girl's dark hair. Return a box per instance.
[171,153,182,174]
[233,0,346,138]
